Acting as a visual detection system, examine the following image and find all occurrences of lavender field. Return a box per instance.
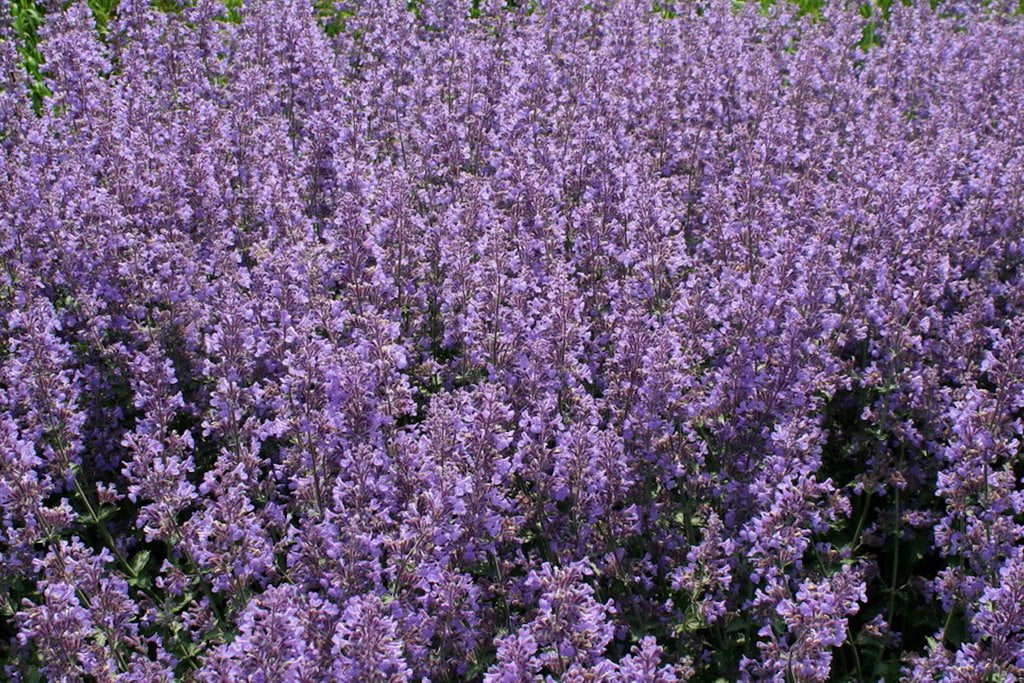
[2,0,1023,680]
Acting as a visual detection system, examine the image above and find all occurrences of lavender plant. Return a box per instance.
[2,0,1023,680]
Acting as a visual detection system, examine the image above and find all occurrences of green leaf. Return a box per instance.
[128,573,153,590]
[130,550,151,577]
[95,505,118,523]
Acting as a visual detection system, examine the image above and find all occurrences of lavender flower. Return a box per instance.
[2,0,1023,679]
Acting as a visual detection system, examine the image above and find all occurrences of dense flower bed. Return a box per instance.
[1,0,1023,679]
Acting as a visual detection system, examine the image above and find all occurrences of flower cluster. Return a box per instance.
[2,0,1024,679]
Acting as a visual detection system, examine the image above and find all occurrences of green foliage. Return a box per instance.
[8,0,47,113]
